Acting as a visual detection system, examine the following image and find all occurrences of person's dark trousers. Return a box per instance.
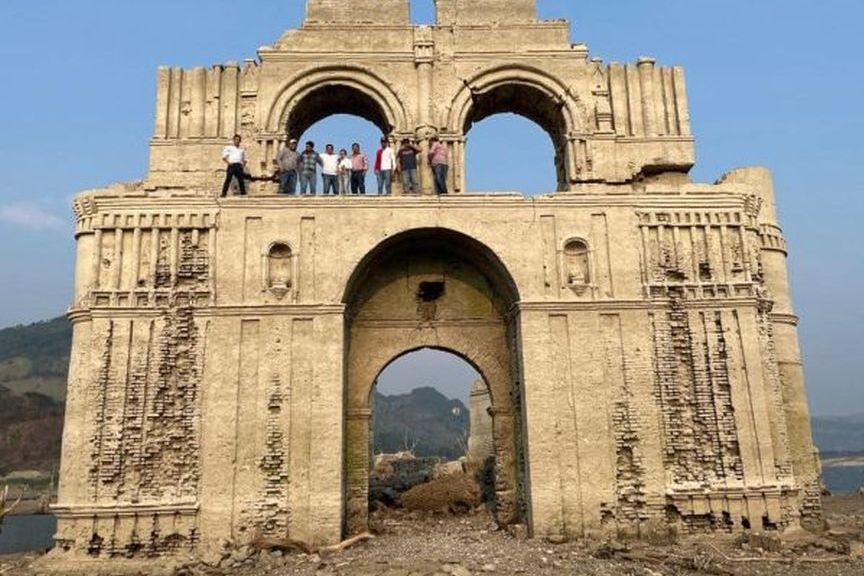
[351,170,367,194]
[432,164,449,195]
[322,174,338,195]
[279,170,297,195]
[221,163,247,197]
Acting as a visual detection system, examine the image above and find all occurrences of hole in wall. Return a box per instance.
[418,281,445,302]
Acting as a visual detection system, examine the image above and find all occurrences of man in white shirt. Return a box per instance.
[221,134,247,197]
[320,144,340,196]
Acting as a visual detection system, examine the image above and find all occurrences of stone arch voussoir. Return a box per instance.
[445,64,583,135]
[265,65,410,135]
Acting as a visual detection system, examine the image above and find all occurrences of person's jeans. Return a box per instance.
[351,170,366,194]
[432,164,449,195]
[221,163,247,197]
[322,174,338,195]
[299,171,316,195]
[339,172,351,195]
[401,168,419,194]
[279,170,297,195]
[377,170,393,196]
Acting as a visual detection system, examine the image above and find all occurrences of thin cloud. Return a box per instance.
[0,202,68,231]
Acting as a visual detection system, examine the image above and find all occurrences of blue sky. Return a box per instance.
[1,1,862,416]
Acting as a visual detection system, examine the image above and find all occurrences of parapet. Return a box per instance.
[305,0,411,26]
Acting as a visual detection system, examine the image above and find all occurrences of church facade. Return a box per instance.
[53,0,820,565]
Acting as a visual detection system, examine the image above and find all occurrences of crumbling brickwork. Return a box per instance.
[651,294,744,489]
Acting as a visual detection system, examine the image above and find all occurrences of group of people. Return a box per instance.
[220,134,451,197]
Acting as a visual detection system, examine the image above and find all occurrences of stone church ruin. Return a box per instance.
[52,0,820,566]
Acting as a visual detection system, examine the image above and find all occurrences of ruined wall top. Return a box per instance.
[304,0,538,26]
[305,0,411,25]
[435,0,537,25]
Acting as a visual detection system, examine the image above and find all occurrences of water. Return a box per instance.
[823,465,864,494]
[0,515,56,555]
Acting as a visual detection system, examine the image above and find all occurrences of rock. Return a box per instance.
[749,532,782,553]
[481,563,497,572]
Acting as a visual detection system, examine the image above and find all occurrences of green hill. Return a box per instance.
[0,316,70,476]
[0,316,71,402]
[373,387,469,460]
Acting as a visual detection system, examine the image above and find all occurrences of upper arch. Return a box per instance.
[265,65,410,135]
[445,64,584,135]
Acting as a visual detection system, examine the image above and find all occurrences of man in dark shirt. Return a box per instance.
[299,141,322,196]
[396,138,421,194]
[276,139,300,195]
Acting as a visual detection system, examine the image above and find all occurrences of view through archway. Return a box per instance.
[370,348,497,514]
[296,114,383,193]
[465,113,558,195]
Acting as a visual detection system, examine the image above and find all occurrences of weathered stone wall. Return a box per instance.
[52,0,819,566]
[468,379,494,465]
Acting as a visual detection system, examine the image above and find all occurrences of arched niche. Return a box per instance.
[342,228,525,536]
[562,237,591,293]
[263,241,294,299]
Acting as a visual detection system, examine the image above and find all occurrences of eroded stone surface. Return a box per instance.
[52,0,821,567]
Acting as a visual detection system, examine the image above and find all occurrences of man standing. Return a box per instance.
[428,136,449,195]
[350,143,368,195]
[320,144,340,196]
[221,134,247,197]
[299,141,322,196]
[276,138,300,195]
[375,137,397,196]
[338,149,352,195]
[396,138,421,195]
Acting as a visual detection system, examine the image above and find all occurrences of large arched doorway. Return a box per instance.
[343,228,525,536]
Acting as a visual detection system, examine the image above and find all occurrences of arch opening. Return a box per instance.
[296,114,383,193]
[370,347,497,515]
[463,83,569,192]
[343,228,525,536]
[465,113,558,195]
[285,84,393,140]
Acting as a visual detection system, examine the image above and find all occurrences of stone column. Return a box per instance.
[345,407,372,535]
[637,57,658,137]
[490,406,520,526]
[414,30,435,195]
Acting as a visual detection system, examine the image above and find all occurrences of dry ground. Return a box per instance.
[2,495,864,576]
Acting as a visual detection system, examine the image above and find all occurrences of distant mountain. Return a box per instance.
[0,316,70,402]
[373,387,469,460]
[0,317,70,476]
[0,385,64,476]
[812,414,864,456]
